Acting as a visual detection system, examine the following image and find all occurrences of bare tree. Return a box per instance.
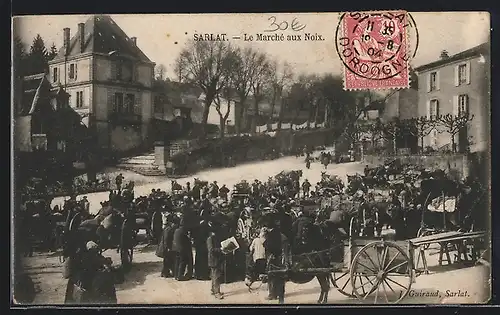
[174,40,234,136]
[250,55,272,134]
[212,54,237,139]
[268,61,294,131]
[436,112,474,152]
[405,116,436,153]
[231,47,272,134]
[155,64,167,81]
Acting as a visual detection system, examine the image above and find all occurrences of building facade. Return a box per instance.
[415,43,490,153]
[14,73,91,185]
[47,15,155,153]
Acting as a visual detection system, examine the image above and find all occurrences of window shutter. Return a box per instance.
[426,100,431,119]
[427,73,431,92]
[111,62,117,80]
[135,93,141,115]
[454,65,459,86]
[436,71,440,90]
[107,90,115,112]
[452,95,459,117]
[75,64,78,80]
[466,61,471,84]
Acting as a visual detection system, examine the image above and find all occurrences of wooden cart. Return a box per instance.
[261,218,486,304]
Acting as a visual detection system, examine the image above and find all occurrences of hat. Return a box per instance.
[86,241,99,251]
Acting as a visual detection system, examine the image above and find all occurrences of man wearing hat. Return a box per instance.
[207,221,224,299]
[219,184,229,201]
[172,219,193,281]
[158,215,179,278]
[264,223,288,303]
[115,173,124,192]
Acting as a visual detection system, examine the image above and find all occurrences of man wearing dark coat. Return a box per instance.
[207,222,224,299]
[172,220,193,281]
[194,219,210,280]
[219,185,230,201]
[158,217,179,278]
[264,224,288,303]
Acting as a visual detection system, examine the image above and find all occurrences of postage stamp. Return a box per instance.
[335,11,411,90]
[11,11,491,306]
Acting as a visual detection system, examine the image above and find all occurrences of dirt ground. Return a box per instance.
[20,154,491,305]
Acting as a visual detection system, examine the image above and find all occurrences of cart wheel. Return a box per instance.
[350,240,412,304]
[330,270,355,297]
[120,219,134,270]
[416,228,431,250]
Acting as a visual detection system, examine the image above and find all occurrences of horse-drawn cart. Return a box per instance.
[252,214,487,304]
[64,207,136,270]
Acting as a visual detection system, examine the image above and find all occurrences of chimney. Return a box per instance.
[440,50,449,60]
[63,27,70,55]
[78,23,85,53]
[130,37,137,45]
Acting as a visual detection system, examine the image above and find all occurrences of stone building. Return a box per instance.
[415,42,490,153]
[47,14,155,153]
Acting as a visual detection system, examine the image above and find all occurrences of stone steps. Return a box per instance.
[116,151,164,176]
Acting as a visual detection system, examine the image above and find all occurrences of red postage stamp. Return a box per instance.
[335,11,411,90]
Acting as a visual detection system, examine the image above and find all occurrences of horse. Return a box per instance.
[285,220,342,304]
[320,153,331,169]
[346,174,368,195]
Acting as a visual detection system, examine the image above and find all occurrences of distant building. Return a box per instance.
[14,73,91,183]
[415,42,490,152]
[47,14,155,153]
[382,88,419,122]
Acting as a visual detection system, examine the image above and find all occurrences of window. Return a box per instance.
[429,99,440,118]
[429,72,437,91]
[122,61,133,82]
[53,68,58,83]
[76,91,84,108]
[458,94,469,115]
[124,94,135,113]
[69,63,77,79]
[116,63,123,81]
[458,64,467,85]
[114,93,123,113]
[57,140,66,152]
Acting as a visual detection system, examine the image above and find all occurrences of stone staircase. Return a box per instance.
[116,151,167,176]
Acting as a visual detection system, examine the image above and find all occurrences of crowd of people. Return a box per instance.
[19,156,487,304]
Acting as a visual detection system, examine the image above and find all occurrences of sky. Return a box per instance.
[12,12,490,79]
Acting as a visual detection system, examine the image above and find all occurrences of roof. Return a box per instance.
[415,42,489,73]
[51,15,153,64]
[21,74,47,115]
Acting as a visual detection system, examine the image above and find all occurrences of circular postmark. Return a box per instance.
[335,11,419,81]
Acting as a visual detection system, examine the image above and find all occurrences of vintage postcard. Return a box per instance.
[11,12,491,305]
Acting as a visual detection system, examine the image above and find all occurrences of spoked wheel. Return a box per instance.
[331,270,355,297]
[350,241,413,304]
[120,219,134,271]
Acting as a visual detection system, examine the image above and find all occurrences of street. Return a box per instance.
[25,155,490,305]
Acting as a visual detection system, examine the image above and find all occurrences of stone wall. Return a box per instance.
[363,153,471,179]
[157,128,339,175]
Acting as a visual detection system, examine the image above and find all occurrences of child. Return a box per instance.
[249,228,267,277]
